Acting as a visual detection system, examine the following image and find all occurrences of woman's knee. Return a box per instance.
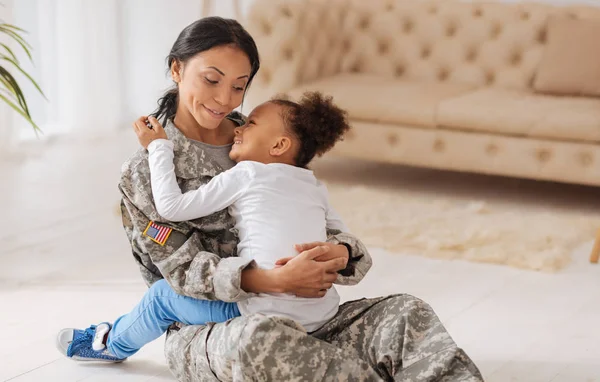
[238,314,304,351]
[384,294,434,315]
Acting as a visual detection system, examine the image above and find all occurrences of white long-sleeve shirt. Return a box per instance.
[147,139,346,331]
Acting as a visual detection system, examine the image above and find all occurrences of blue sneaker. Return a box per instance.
[56,323,125,362]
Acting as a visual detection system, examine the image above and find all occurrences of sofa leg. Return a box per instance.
[590,229,600,264]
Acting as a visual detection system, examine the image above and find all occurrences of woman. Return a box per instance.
[118,17,483,381]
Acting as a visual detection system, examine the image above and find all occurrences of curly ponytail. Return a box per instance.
[271,92,350,168]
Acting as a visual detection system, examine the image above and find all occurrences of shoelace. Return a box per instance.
[66,326,97,357]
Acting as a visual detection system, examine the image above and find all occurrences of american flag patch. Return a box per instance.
[143,221,173,246]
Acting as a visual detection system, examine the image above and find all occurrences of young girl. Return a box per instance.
[57,91,359,362]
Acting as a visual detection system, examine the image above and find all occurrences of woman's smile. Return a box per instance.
[203,104,226,118]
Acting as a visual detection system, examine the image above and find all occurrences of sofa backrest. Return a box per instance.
[339,0,600,90]
[245,0,600,94]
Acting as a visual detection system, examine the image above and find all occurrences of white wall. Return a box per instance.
[10,0,124,140]
[120,0,204,125]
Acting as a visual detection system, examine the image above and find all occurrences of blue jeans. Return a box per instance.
[106,279,241,359]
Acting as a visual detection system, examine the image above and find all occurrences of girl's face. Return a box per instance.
[229,102,291,163]
[172,45,252,130]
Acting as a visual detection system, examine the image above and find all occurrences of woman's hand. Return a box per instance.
[273,244,348,297]
[241,245,349,297]
[133,116,168,149]
[275,242,349,268]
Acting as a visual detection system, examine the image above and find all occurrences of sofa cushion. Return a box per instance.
[287,74,473,128]
[437,88,600,143]
[533,16,600,97]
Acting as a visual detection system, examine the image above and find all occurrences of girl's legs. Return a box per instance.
[107,279,240,359]
[56,279,240,361]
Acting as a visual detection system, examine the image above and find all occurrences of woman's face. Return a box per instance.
[172,45,252,130]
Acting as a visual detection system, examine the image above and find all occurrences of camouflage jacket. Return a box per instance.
[118,115,372,302]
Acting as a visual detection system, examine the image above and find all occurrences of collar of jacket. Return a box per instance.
[163,113,244,179]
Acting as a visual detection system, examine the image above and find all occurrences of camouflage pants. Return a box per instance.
[164,294,484,381]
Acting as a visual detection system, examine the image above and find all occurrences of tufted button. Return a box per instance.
[473,7,484,18]
[446,24,457,38]
[485,71,495,85]
[536,148,551,162]
[282,46,294,61]
[537,28,547,44]
[385,2,394,11]
[437,68,449,81]
[428,5,438,15]
[433,139,445,152]
[280,5,292,18]
[578,152,593,167]
[465,47,478,62]
[520,11,531,21]
[350,62,362,73]
[387,133,399,146]
[402,19,414,34]
[510,51,522,66]
[395,64,405,77]
[421,45,431,59]
[486,143,498,155]
[261,20,272,35]
[378,40,389,55]
[490,23,503,39]
[359,16,370,30]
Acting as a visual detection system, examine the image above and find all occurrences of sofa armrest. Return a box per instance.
[244,0,346,108]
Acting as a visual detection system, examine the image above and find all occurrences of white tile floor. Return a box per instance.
[1,131,599,382]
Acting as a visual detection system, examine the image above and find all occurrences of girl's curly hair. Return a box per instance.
[270,91,350,168]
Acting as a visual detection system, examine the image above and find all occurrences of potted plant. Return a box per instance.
[1,20,44,132]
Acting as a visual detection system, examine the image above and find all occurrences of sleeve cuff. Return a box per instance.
[147,139,174,153]
[213,256,258,302]
[328,232,372,285]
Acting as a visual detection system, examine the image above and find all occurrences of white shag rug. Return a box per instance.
[326,183,600,272]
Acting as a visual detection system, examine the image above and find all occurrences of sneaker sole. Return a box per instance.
[56,328,125,363]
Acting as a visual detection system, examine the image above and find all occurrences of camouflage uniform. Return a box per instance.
[119,116,484,381]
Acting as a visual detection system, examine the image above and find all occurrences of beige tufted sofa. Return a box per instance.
[245,0,600,186]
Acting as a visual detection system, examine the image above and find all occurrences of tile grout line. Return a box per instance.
[3,357,63,382]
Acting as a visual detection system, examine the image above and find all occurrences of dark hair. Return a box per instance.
[152,17,260,123]
[271,92,350,168]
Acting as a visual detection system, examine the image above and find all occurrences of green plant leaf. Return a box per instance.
[0,56,46,98]
[0,92,41,133]
[0,21,44,133]
[0,25,33,61]
[0,66,29,114]
[0,24,32,47]
[0,43,18,63]
[0,23,27,33]
[0,86,18,102]
[0,65,31,111]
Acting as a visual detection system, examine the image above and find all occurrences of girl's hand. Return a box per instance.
[133,116,167,149]
[273,245,347,298]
